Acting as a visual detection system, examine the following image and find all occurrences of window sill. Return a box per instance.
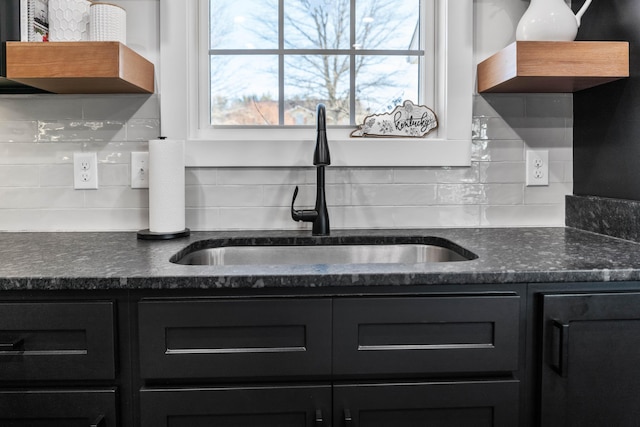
[185,138,472,167]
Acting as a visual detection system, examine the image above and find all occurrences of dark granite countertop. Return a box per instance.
[2,227,640,291]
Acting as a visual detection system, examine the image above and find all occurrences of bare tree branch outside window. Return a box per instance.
[209,0,422,126]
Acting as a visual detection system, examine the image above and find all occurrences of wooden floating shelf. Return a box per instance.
[4,41,154,94]
[477,41,629,93]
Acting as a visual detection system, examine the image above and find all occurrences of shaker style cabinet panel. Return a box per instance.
[0,388,118,427]
[333,295,520,376]
[140,385,332,427]
[334,380,520,427]
[540,292,640,427]
[0,301,116,381]
[138,298,332,380]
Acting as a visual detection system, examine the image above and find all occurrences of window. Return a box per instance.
[159,0,473,167]
[208,0,424,128]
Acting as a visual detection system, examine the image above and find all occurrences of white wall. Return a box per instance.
[0,0,572,231]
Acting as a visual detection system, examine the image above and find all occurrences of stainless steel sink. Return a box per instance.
[171,237,477,266]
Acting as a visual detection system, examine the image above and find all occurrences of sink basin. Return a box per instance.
[171,236,477,266]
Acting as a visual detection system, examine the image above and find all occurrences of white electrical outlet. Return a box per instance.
[526,150,549,186]
[131,151,150,189]
[73,152,98,190]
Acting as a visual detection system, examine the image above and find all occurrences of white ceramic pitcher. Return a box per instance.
[516,0,593,41]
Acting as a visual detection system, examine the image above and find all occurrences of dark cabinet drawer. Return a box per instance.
[140,385,332,427]
[333,380,519,427]
[0,388,118,426]
[0,301,116,381]
[333,295,520,376]
[138,298,332,380]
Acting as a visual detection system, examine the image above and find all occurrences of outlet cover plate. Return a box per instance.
[73,152,98,189]
[526,150,549,186]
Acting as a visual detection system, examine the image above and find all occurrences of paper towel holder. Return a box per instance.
[137,228,191,240]
[137,136,190,240]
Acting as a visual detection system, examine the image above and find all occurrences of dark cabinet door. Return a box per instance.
[0,388,117,427]
[540,292,640,427]
[333,380,519,427]
[140,384,332,427]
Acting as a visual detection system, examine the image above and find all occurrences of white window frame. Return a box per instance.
[159,0,473,167]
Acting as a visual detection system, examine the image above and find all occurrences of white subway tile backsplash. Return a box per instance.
[551,147,573,161]
[321,168,352,184]
[549,161,566,183]
[480,162,525,183]
[38,120,126,142]
[84,187,149,209]
[81,95,158,120]
[476,116,523,140]
[38,164,73,187]
[472,140,525,162]
[436,184,487,205]
[524,183,573,205]
[0,188,84,209]
[262,185,306,207]
[0,142,76,165]
[126,119,160,141]
[99,164,130,186]
[0,121,38,143]
[217,168,309,185]
[0,166,40,187]
[393,168,439,184]
[98,142,150,163]
[0,209,45,231]
[334,206,397,229]
[39,208,148,231]
[186,208,219,231]
[525,94,572,119]
[185,206,222,231]
[0,95,83,121]
[186,168,217,185]
[352,184,437,206]
[186,185,264,208]
[472,116,489,140]
[484,184,524,205]
[0,93,573,231]
[481,95,526,119]
[263,184,351,207]
[481,204,565,227]
[348,168,394,184]
[516,125,568,148]
[564,162,574,182]
[436,165,480,183]
[393,206,481,228]
[216,207,298,230]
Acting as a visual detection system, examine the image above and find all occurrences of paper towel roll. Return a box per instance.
[148,139,186,234]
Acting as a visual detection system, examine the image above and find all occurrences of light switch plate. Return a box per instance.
[131,151,149,189]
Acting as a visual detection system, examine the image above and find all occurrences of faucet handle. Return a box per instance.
[291,186,318,223]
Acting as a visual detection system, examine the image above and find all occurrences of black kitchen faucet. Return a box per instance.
[291,103,330,236]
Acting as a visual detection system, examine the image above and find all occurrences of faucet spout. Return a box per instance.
[314,104,330,166]
[291,103,331,236]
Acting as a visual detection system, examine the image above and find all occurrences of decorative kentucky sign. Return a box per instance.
[351,100,438,138]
